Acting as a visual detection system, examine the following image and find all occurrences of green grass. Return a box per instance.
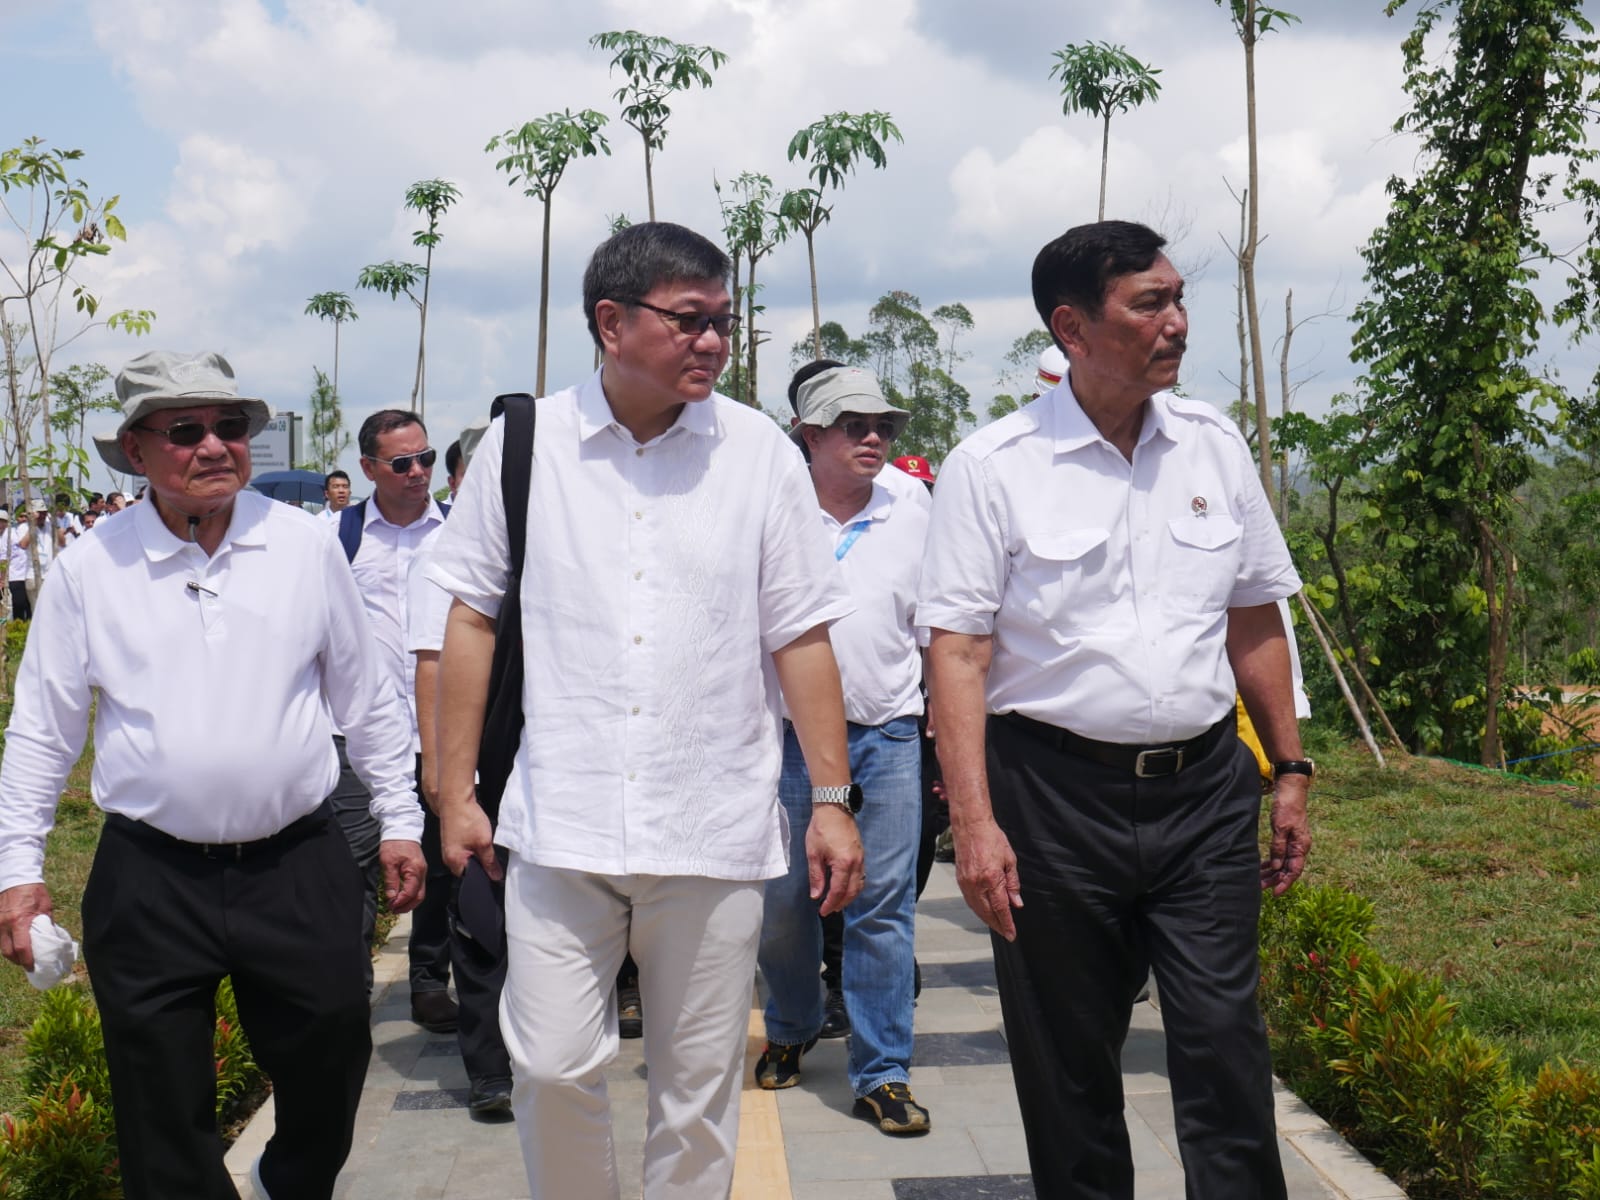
[1295,726,1600,1079]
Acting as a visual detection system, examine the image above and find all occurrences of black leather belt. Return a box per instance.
[105,799,332,861]
[1000,712,1234,778]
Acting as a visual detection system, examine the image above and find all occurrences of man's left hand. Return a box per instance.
[1260,776,1311,895]
[806,804,864,916]
[379,839,427,913]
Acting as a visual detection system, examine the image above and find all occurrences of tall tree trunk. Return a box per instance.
[644,141,656,222]
[1278,289,1293,523]
[1098,113,1111,222]
[414,244,432,420]
[807,229,822,360]
[1239,0,1275,511]
[538,198,553,397]
[1234,189,1250,441]
[728,248,744,402]
[747,252,763,407]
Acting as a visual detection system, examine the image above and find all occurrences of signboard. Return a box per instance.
[249,413,298,472]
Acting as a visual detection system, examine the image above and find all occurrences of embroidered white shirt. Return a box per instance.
[425,372,852,881]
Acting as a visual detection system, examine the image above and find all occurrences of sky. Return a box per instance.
[3,0,1597,494]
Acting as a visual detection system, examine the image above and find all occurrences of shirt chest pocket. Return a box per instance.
[1016,528,1115,630]
[1162,516,1242,612]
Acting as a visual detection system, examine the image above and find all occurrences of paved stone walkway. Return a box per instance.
[226,863,1404,1198]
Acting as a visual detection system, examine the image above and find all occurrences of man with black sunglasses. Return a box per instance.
[0,350,426,1200]
[327,409,456,1035]
[428,222,862,1199]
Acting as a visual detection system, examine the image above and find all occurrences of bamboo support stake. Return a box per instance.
[1295,590,1385,768]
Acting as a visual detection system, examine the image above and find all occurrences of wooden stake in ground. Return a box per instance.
[1295,590,1385,767]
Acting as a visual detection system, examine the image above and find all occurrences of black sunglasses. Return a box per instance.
[134,414,254,446]
[364,448,438,474]
[624,299,741,338]
[834,416,900,442]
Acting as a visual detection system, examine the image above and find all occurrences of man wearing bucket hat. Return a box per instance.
[756,362,935,1135]
[0,349,428,1200]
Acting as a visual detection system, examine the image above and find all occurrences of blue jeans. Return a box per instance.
[759,716,921,1097]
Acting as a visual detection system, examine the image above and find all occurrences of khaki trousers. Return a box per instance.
[500,858,764,1200]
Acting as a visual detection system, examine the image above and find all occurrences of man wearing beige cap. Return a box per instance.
[756,361,934,1136]
[0,350,427,1200]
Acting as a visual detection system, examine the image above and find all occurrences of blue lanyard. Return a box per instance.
[835,519,871,561]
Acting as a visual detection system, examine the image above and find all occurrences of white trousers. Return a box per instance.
[500,857,765,1200]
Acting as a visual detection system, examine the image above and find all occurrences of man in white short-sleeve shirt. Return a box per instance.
[754,362,933,1136]
[426,222,864,1200]
[919,221,1309,1200]
[0,350,425,1200]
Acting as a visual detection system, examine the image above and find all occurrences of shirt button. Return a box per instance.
[634,511,643,520]
[635,448,645,457]
[634,570,643,580]
[634,634,642,644]
[631,706,640,715]
[628,771,637,781]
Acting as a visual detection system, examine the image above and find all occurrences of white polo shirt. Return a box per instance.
[348,496,446,750]
[788,477,929,727]
[0,491,423,891]
[917,380,1301,744]
[426,372,852,881]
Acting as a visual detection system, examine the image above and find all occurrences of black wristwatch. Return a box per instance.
[1272,759,1315,781]
[812,783,864,814]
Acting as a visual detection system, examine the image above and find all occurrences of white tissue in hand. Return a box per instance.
[24,914,79,990]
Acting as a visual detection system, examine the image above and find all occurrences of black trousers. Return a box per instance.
[81,805,371,1200]
[9,579,31,622]
[448,850,512,1087]
[327,738,451,994]
[985,714,1286,1200]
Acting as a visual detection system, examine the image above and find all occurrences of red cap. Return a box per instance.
[893,455,936,483]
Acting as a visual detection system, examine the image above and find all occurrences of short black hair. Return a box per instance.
[445,440,463,479]
[107,492,123,503]
[788,359,848,415]
[53,492,70,507]
[90,493,103,504]
[357,410,425,459]
[324,469,349,486]
[582,222,731,349]
[1032,220,1168,334]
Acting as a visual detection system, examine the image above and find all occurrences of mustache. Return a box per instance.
[1155,340,1187,359]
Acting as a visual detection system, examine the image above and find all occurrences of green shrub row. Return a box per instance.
[0,979,262,1197]
[1261,885,1600,1198]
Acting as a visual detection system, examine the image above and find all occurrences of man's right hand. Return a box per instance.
[954,818,1023,942]
[439,794,502,882]
[0,883,53,972]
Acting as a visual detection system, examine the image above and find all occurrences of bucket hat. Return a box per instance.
[95,351,272,474]
[791,366,909,446]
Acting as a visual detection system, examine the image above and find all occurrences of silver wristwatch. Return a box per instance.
[812,783,864,814]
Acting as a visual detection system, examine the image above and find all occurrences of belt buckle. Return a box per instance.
[1134,747,1183,778]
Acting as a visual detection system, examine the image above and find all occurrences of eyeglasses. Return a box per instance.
[833,416,901,442]
[624,299,741,339]
[133,414,253,446]
[364,448,437,474]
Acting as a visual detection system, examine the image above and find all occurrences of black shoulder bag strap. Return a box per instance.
[473,392,536,824]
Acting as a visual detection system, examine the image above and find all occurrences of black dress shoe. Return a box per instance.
[469,1078,513,1119]
[818,987,850,1039]
[411,990,459,1033]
